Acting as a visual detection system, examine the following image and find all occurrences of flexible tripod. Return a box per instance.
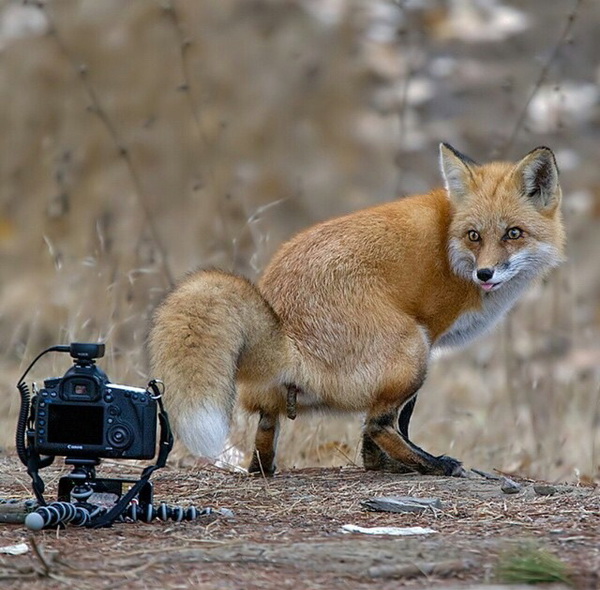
[56,457,154,505]
[25,457,207,530]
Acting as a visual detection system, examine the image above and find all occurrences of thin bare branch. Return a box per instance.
[500,0,583,156]
[160,0,207,144]
[38,3,175,287]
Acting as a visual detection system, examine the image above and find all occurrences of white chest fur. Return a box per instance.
[434,278,531,350]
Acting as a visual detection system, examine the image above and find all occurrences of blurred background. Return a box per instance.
[1,0,598,482]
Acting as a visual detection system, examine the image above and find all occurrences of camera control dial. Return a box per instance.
[107,424,133,449]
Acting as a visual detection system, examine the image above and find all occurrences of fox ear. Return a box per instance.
[515,147,560,210]
[439,143,477,202]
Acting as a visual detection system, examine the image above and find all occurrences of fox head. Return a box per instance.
[440,143,566,293]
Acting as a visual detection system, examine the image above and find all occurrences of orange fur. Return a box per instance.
[149,144,565,476]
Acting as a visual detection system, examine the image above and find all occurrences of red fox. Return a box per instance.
[149,144,565,476]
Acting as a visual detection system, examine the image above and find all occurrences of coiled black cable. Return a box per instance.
[15,381,31,467]
[16,345,68,469]
[16,380,54,505]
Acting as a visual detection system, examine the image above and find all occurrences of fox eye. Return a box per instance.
[467,230,481,242]
[505,227,523,240]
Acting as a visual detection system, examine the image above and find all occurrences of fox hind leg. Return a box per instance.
[362,432,416,473]
[362,325,465,477]
[362,394,418,473]
[364,407,464,476]
[393,393,465,475]
[248,411,280,476]
[246,384,301,476]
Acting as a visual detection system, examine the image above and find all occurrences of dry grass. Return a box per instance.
[0,0,599,482]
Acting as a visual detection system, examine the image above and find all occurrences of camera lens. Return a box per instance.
[107,424,132,449]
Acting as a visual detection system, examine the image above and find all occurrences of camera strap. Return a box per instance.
[27,450,51,507]
[89,380,173,528]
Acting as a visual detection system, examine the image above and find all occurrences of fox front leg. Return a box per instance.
[397,394,417,438]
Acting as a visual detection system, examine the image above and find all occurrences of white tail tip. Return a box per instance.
[176,403,230,459]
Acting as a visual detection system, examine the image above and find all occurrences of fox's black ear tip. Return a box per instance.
[440,142,463,156]
[527,146,558,170]
[439,143,478,166]
[529,146,556,160]
[531,145,554,153]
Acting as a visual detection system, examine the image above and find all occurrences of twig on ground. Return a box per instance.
[333,444,360,469]
[471,468,502,481]
[28,535,52,576]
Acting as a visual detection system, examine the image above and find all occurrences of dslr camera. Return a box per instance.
[32,343,157,460]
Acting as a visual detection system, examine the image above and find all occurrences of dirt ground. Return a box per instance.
[0,455,598,589]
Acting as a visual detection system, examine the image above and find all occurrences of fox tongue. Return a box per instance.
[481,283,495,292]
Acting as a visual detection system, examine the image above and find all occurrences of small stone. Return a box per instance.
[500,477,522,494]
[217,507,235,518]
[361,496,442,513]
[534,484,557,496]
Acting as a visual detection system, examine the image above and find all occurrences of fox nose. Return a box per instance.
[476,268,494,282]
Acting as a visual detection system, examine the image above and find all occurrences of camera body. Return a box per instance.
[32,343,157,460]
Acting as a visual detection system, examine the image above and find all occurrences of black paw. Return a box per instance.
[436,454,466,477]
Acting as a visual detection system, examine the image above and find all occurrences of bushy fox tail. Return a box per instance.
[148,269,289,459]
